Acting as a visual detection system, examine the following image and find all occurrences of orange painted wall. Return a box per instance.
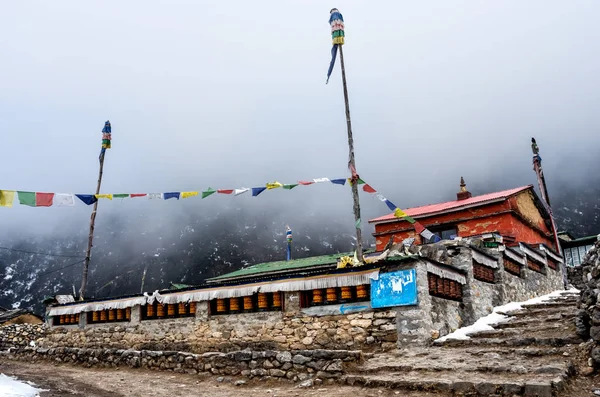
[372,192,555,251]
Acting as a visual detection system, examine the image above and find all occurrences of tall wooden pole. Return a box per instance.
[338,45,364,262]
[79,147,107,300]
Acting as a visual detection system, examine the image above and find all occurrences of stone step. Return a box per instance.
[494,314,575,329]
[438,335,582,348]
[469,324,573,339]
[344,370,564,396]
[520,302,577,310]
[357,361,567,376]
[502,309,575,318]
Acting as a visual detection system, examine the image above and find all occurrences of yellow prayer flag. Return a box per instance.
[394,208,408,218]
[0,190,15,207]
[266,181,283,190]
[95,194,113,200]
[181,191,199,199]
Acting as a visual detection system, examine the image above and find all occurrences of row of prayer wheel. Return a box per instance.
[215,293,282,313]
[146,302,197,318]
[58,314,80,324]
[311,285,368,306]
[90,308,131,323]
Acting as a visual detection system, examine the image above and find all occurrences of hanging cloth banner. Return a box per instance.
[266,182,283,190]
[54,193,75,207]
[163,192,180,200]
[298,181,314,186]
[76,194,97,205]
[130,194,147,198]
[313,177,330,183]
[181,192,198,199]
[348,178,365,186]
[283,184,298,190]
[36,192,54,207]
[252,187,266,197]
[113,194,130,199]
[217,189,234,194]
[18,191,36,207]
[330,178,346,186]
[202,188,216,199]
[234,188,249,196]
[95,194,113,200]
[147,193,162,200]
[363,184,377,193]
[326,44,339,84]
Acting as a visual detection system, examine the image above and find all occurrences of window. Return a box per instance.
[209,292,283,316]
[53,314,80,326]
[427,273,462,301]
[142,302,196,320]
[564,249,573,267]
[473,261,495,283]
[503,258,522,277]
[300,285,370,308]
[87,308,131,324]
[422,226,457,244]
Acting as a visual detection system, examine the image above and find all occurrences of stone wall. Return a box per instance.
[2,346,361,382]
[499,257,564,304]
[0,323,46,350]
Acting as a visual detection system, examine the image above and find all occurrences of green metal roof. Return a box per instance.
[207,252,353,282]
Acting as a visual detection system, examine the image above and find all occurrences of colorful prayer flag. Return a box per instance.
[252,187,266,197]
[348,178,365,186]
[217,189,234,194]
[181,192,198,199]
[394,208,407,218]
[76,194,97,205]
[326,44,339,84]
[54,193,75,206]
[355,218,361,228]
[420,229,434,241]
[130,194,147,198]
[234,188,249,196]
[147,193,162,200]
[298,181,314,186]
[266,181,283,190]
[113,194,129,199]
[101,121,112,149]
[201,188,216,199]
[313,177,330,183]
[95,194,113,200]
[362,184,376,193]
[17,191,36,207]
[330,178,346,185]
[384,200,397,212]
[414,222,425,234]
[36,192,54,207]
[329,8,345,45]
[163,192,180,200]
[0,191,15,207]
[283,184,298,190]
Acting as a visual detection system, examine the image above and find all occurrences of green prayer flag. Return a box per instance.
[283,184,298,190]
[403,216,416,224]
[355,218,361,228]
[113,194,129,198]
[202,188,216,199]
[17,191,36,207]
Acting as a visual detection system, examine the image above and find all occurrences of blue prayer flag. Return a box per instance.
[163,192,180,200]
[252,187,266,197]
[384,200,397,212]
[326,45,339,84]
[75,194,98,205]
[330,178,346,186]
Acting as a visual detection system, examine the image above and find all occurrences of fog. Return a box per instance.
[2,1,599,248]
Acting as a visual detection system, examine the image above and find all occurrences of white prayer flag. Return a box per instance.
[147,193,162,200]
[313,177,330,183]
[420,229,434,241]
[54,193,75,206]
[375,194,387,202]
[234,188,250,196]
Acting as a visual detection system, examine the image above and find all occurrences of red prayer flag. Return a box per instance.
[298,181,314,186]
[130,194,147,198]
[36,192,54,207]
[217,189,234,194]
[362,184,377,193]
[414,222,425,234]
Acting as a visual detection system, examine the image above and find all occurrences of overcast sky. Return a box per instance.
[1,1,599,239]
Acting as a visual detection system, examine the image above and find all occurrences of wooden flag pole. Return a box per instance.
[338,44,364,263]
[79,123,110,300]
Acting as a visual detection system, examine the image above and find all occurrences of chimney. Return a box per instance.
[457,176,472,201]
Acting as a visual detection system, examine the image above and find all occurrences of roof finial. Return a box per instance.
[457,176,472,200]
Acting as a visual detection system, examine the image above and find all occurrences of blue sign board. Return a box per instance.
[370,268,418,308]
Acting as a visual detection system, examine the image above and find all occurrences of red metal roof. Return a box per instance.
[369,185,533,223]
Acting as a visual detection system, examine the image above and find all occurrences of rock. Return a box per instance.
[301,337,313,345]
[590,326,600,342]
[591,346,600,365]
[269,369,286,377]
[216,377,224,383]
[349,319,372,328]
[234,380,246,386]
[276,351,292,363]
[292,354,311,365]
[324,359,343,372]
[250,368,267,376]
[580,367,595,376]
[298,379,313,388]
[263,360,274,369]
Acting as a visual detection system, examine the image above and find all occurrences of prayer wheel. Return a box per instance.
[146,304,155,317]
[108,309,116,321]
[272,292,281,309]
[312,289,323,305]
[92,311,99,322]
[229,297,240,312]
[59,315,64,324]
[189,302,197,314]
[125,307,131,320]
[325,288,337,303]
[75,314,80,323]
[243,296,253,311]
[356,285,368,299]
[216,299,226,313]
[100,310,107,321]
[178,303,186,315]
[340,286,352,301]
[257,293,268,310]
[70,314,76,323]
[157,304,165,317]
[116,309,124,320]
[167,304,176,316]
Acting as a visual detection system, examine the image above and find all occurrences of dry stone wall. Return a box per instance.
[0,323,45,350]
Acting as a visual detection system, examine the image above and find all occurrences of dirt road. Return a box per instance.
[0,360,443,397]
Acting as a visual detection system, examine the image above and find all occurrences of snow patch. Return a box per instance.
[0,373,43,397]
[435,288,579,342]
